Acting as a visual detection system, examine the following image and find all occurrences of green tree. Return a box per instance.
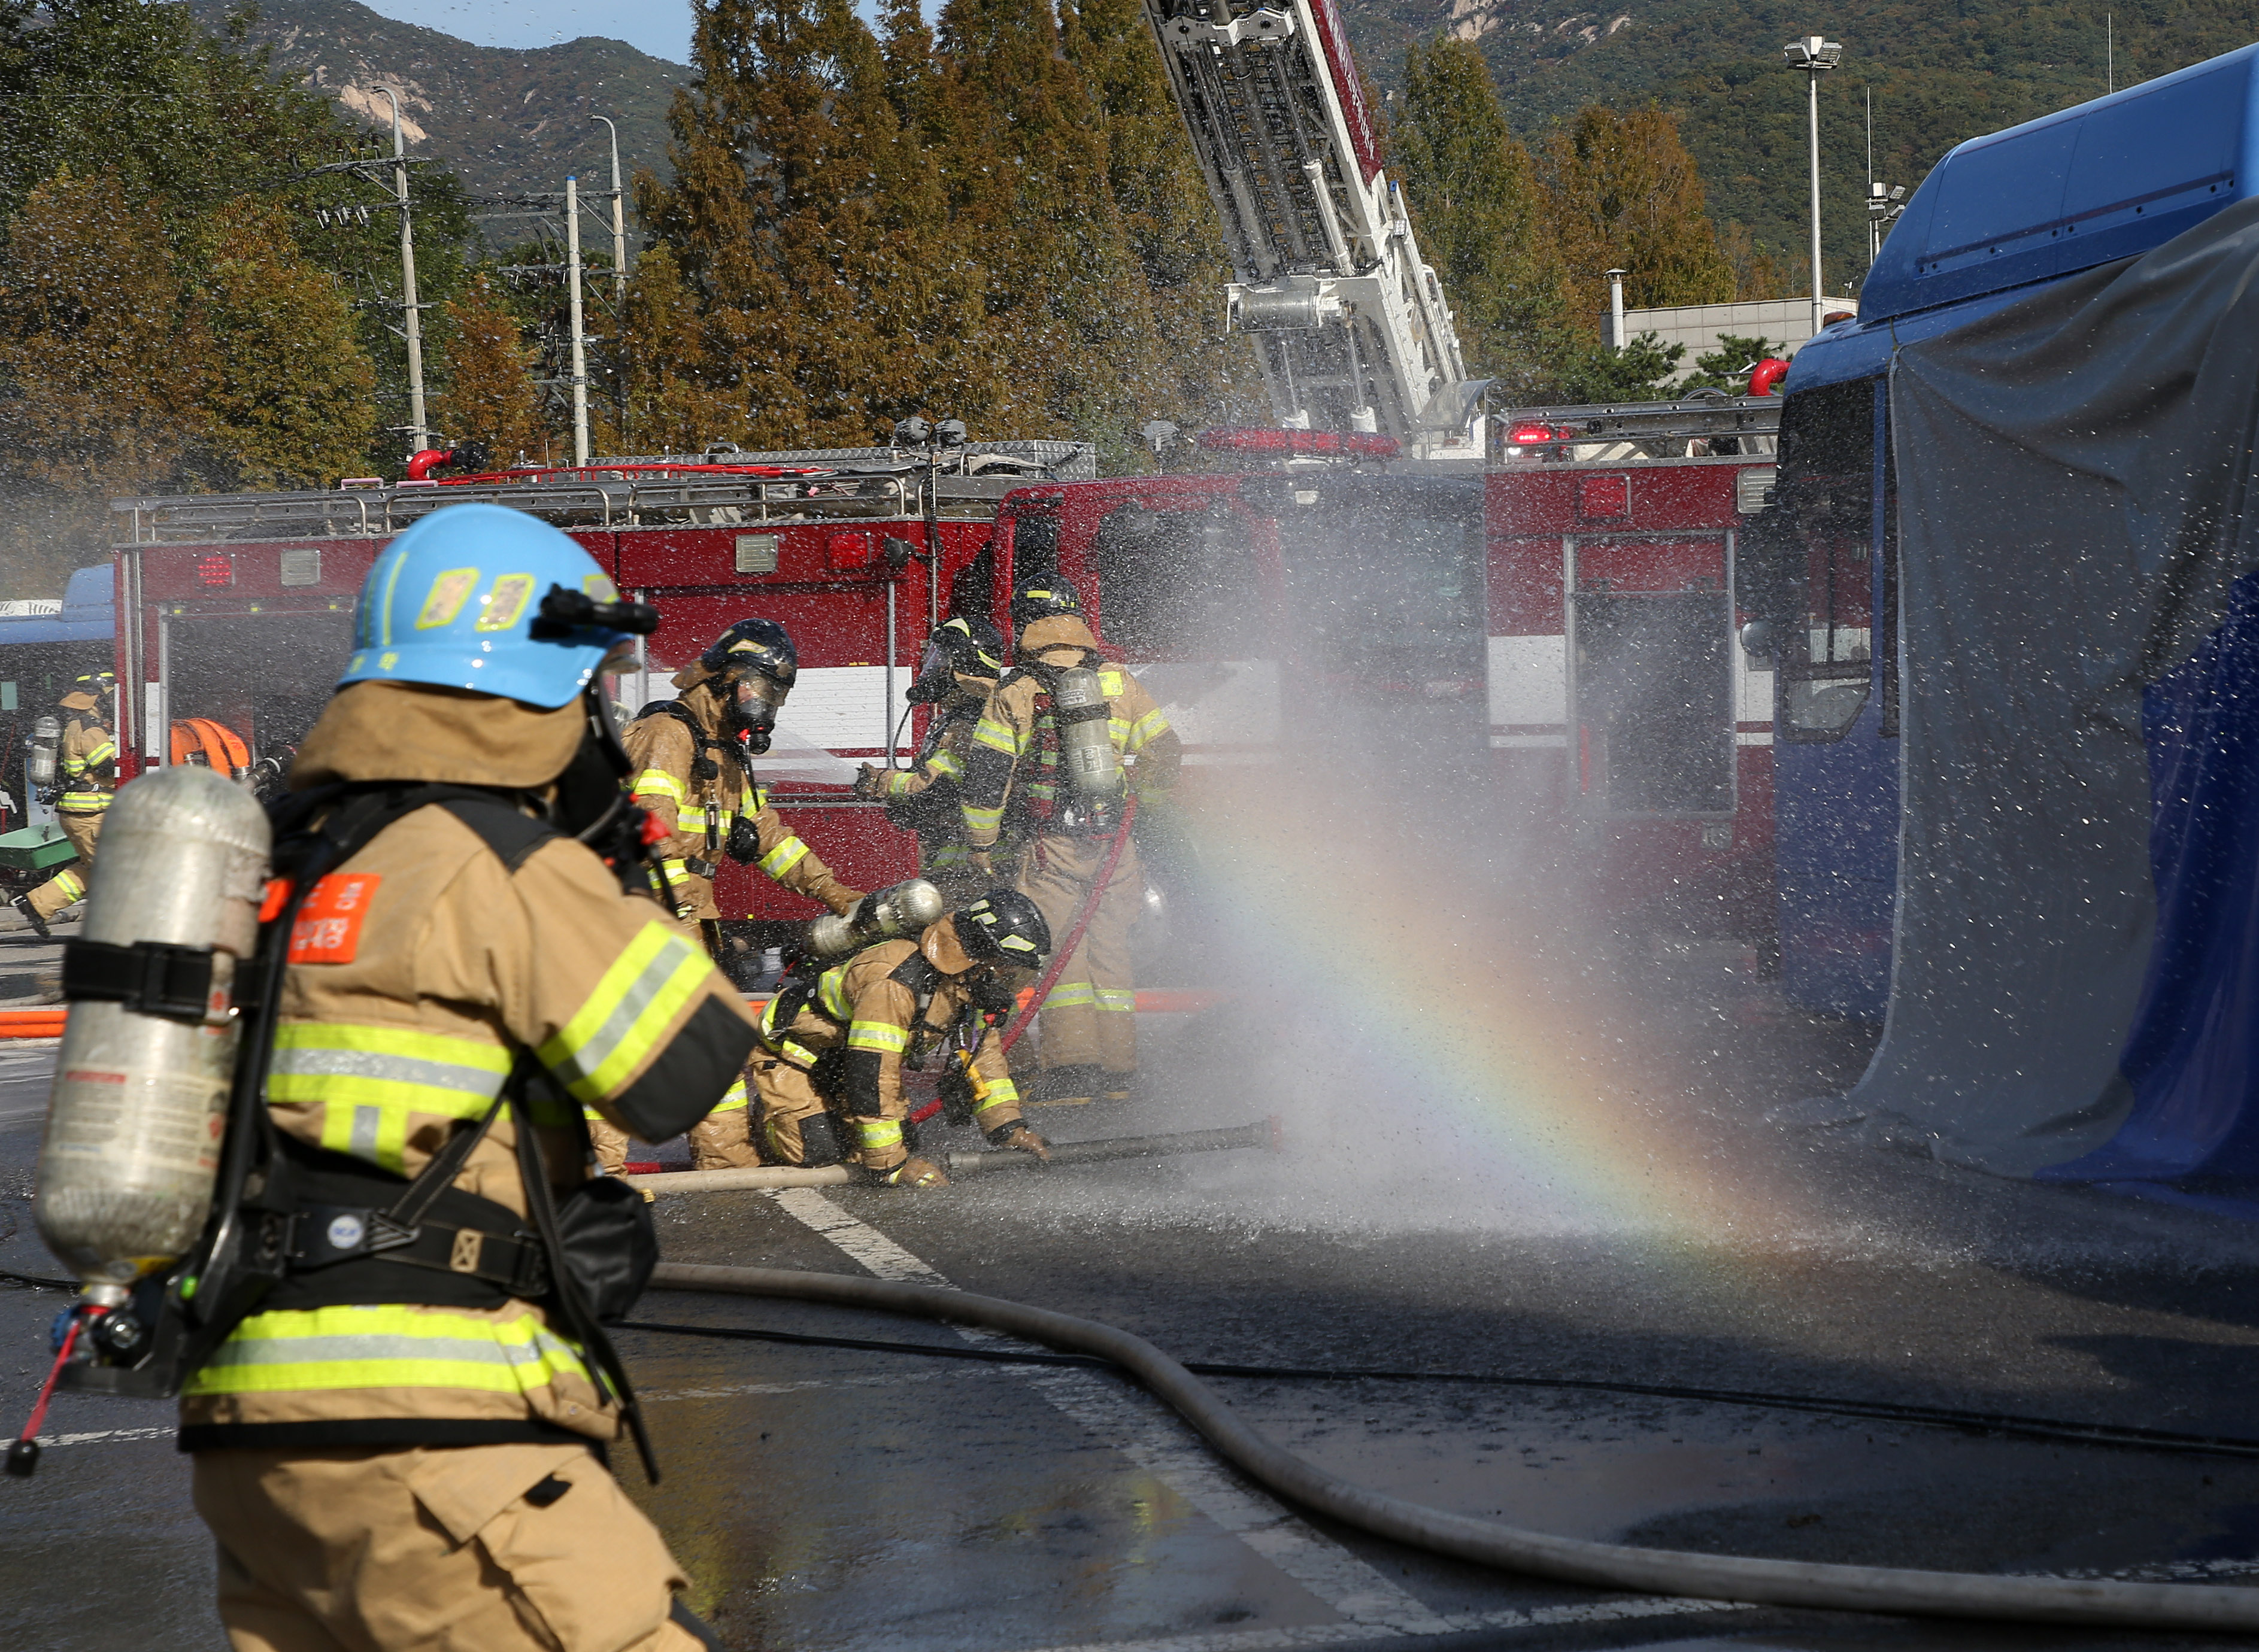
[1539,104,1736,332]
[0,171,209,593]
[189,204,378,489]
[1546,332,1687,403]
[1677,332,1782,394]
[430,272,548,466]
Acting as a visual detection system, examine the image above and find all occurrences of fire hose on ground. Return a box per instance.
[645,1261,2259,1634]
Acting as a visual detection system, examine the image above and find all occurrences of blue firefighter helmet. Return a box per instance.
[339,503,654,709]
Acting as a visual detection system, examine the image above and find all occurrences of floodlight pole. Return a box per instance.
[380,88,427,452]
[593,116,628,298]
[1786,37,1842,338]
[565,175,590,467]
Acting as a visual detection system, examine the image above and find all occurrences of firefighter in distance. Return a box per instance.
[855,614,1010,901]
[12,671,118,939]
[754,889,1054,1187]
[960,578,1180,1107]
[181,503,747,1651]
[596,618,863,1174]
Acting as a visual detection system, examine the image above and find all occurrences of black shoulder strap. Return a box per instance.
[435,794,557,873]
[646,700,744,787]
[887,953,944,1067]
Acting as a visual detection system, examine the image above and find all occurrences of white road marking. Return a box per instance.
[2,1425,172,1451]
[766,1188,1476,1633]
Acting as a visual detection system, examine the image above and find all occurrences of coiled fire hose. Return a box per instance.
[649,1261,2259,1633]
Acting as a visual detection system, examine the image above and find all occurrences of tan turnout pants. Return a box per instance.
[26,809,102,921]
[1017,831,1141,1084]
[586,1076,759,1173]
[192,1442,707,1651]
[753,1051,903,1173]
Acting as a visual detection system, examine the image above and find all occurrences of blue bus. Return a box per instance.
[1762,42,2259,1198]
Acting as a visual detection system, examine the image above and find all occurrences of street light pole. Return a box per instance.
[592,115,628,299]
[380,87,427,452]
[1784,36,1842,339]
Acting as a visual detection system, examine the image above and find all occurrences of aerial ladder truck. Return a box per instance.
[1140,0,1484,457]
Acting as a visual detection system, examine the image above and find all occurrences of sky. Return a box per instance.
[354,0,695,65]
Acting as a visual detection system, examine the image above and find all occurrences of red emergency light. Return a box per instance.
[195,553,235,588]
[1507,423,1557,447]
[1195,426,1402,460]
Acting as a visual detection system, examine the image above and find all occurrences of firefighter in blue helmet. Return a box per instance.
[180,504,735,1651]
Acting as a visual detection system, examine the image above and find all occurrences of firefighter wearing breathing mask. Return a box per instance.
[854,614,1008,902]
[959,578,1179,1108]
[754,890,1054,1187]
[604,619,863,1173]
[179,503,747,1651]
[11,670,118,939]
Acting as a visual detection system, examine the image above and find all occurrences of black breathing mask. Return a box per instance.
[727,672,787,754]
[553,683,636,842]
[967,970,1020,1022]
[905,642,956,706]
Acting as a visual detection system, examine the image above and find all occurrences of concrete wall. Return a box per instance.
[1603,298,1860,382]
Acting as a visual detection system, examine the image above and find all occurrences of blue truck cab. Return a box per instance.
[1763,44,2259,1016]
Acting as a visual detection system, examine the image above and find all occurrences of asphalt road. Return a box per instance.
[5,909,2259,1651]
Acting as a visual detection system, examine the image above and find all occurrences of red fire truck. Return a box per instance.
[108,392,1779,960]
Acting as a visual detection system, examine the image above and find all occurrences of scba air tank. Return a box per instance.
[806,877,947,960]
[25,713,59,797]
[35,767,270,1295]
[1051,667,1121,797]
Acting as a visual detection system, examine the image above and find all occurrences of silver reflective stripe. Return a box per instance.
[548,931,699,1091]
[351,1106,381,1159]
[198,1329,576,1372]
[271,1047,510,1101]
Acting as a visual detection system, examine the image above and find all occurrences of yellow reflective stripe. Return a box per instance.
[80,740,117,768]
[857,1119,904,1147]
[879,770,913,797]
[1100,671,1124,695]
[759,836,811,877]
[711,1076,750,1114]
[962,803,1004,832]
[181,1304,591,1398]
[847,1021,908,1053]
[1041,982,1098,1010]
[927,749,962,779]
[780,1039,823,1067]
[269,1023,512,1174]
[972,1076,1019,1113]
[1094,987,1137,1013]
[48,869,84,903]
[632,768,686,803]
[538,922,710,1103]
[817,964,853,1023]
[973,715,1023,757]
[1127,708,1171,749]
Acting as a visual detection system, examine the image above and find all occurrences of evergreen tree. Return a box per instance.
[1539,104,1736,333]
[1391,37,1564,398]
[0,171,210,593]
[431,272,548,466]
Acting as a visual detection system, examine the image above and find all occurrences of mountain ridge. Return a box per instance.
[187,0,687,217]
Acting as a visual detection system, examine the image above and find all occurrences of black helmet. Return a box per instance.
[701,618,797,752]
[953,888,1051,967]
[906,614,1005,705]
[1009,576,1084,628]
[701,617,798,687]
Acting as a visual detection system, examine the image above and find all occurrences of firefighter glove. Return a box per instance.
[723,813,762,863]
[853,763,883,800]
[986,1122,1050,1162]
[884,1156,949,1189]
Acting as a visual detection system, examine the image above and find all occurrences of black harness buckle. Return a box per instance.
[60,938,220,1023]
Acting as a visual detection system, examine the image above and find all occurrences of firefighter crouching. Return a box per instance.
[11,672,117,939]
[959,579,1180,1108]
[178,504,747,1650]
[855,615,1010,902]
[756,891,1054,1188]
[594,618,864,1174]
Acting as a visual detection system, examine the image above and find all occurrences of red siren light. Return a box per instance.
[195,553,235,588]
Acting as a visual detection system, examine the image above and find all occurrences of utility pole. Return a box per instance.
[380,88,428,453]
[1785,36,1843,338]
[593,116,628,299]
[565,176,590,467]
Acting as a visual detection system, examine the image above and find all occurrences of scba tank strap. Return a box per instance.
[645,699,745,789]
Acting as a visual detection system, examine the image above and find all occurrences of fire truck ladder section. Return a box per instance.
[1144,0,1476,450]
